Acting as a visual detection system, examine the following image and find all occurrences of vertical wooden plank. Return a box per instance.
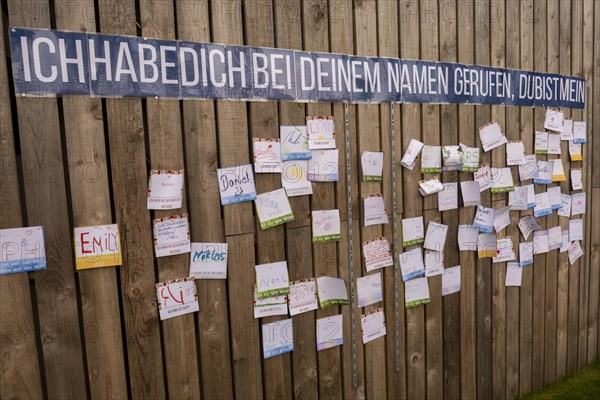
[543,0,559,386]
[6,1,88,398]
[399,0,426,398]
[519,1,534,395]
[53,1,129,397]
[556,0,579,379]
[474,0,492,398]
[138,2,201,398]
[439,2,461,397]
[175,2,234,398]
[589,189,600,363]
[377,0,407,398]
[98,0,166,397]
[244,2,294,398]
[419,2,443,399]
[354,2,387,399]
[209,1,262,398]
[505,1,521,396]
[0,11,43,400]
[594,1,600,191]
[531,0,547,392]
[301,1,342,398]
[457,1,477,398]
[490,1,507,397]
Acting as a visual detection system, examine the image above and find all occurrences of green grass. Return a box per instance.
[520,358,600,400]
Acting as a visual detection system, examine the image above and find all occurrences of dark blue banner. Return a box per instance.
[9,27,585,109]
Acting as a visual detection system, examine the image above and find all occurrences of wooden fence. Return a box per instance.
[1,0,598,399]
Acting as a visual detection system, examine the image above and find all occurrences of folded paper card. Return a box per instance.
[569,142,582,161]
[147,169,184,210]
[153,214,191,257]
[519,155,539,182]
[189,243,228,279]
[317,276,349,308]
[442,146,463,171]
[262,318,293,358]
[217,164,257,205]
[475,164,493,192]
[418,177,444,196]
[518,215,542,240]
[255,188,294,230]
[493,206,511,233]
[288,279,318,316]
[493,237,516,263]
[361,151,384,181]
[401,139,424,170]
[0,226,46,274]
[548,226,563,251]
[312,210,341,243]
[280,125,311,160]
[533,230,549,255]
[568,241,583,265]
[156,277,199,321]
[74,224,121,270]
[307,116,335,149]
[255,261,290,299]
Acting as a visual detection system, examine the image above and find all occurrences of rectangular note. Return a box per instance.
[189,243,228,279]
[156,277,199,320]
[262,318,293,358]
[255,188,294,230]
[0,226,46,274]
[356,273,383,307]
[316,314,343,351]
[280,125,311,160]
[288,279,318,316]
[74,224,121,270]
[361,309,386,344]
[253,138,283,173]
[153,214,191,257]
[147,169,184,210]
[442,266,461,296]
[217,164,257,205]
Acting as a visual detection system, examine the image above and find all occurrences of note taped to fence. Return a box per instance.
[156,277,199,320]
[0,226,46,275]
[147,169,184,210]
[74,224,121,270]
[317,314,343,351]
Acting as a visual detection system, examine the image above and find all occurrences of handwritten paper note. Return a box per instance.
[534,160,553,184]
[509,186,528,210]
[569,142,583,161]
[569,219,584,242]
[544,108,564,131]
[442,146,463,171]
[255,188,294,230]
[356,273,383,307]
[281,160,313,197]
[361,151,384,181]
[493,206,511,233]
[399,247,425,281]
[568,241,583,265]
[217,164,257,205]
[288,279,318,316]
[361,309,386,344]
[442,266,461,296]
[533,230,549,255]
[189,243,227,279]
[479,121,507,152]
[571,192,586,216]
[317,314,343,351]
[307,116,335,149]
[262,318,293,358]
[473,206,495,234]
[73,224,121,270]
[418,177,444,196]
[255,261,290,299]
[548,226,563,251]
[438,182,458,211]
[571,168,583,191]
[401,139,424,170]
[253,138,283,173]
[534,131,549,155]
[560,229,571,253]
[548,186,563,210]
[534,192,552,218]
[478,233,497,259]
[153,214,191,257]
[312,210,341,243]
[493,237,516,263]
[548,133,561,155]
[402,217,425,247]
[458,225,479,251]
[519,154,539,182]
[421,145,442,173]
[362,238,394,272]
[552,159,566,182]
[364,194,388,226]
[317,276,349,308]
[475,164,493,192]
[491,167,515,193]
[424,222,448,251]
[424,250,444,277]
[461,181,481,207]
[405,277,431,308]
[519,242,534,267]
[505,262,523,286]
[506,141,526,165]
[573,121,587,144]
[518,215,542,240]
[561,118,573,140]
[460,143,480,172]
[155,277,199,320]
[0,226,46,274]
[147,169,184,210]
[308,149,339,182]
[280,125,311,160]
[558,194,572,218]
[254,288,288,318]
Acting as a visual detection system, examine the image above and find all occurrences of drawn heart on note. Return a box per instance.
[497,250,501,255]
[25,230,32,235]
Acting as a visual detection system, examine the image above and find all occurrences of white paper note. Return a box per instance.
[254,289,288,318]
[547,186,563,210]
[548,226,563,251]
[401,139,424,170]
[493,237,516,263]
[217,164,257,205]
[424,250,444,277]
[571,169,583,191]
[573,121,587,144]
[288,279,318,316]
[316,314,343,351]
[491,167,515,193]
[255,261,290,299]
[458,225,479,251]
[0,226,46,274]
[519,242,534,267]
[533,192,552,218]
[558,194,572,218]
[438,182,458,211]
[560,229,571,253]
[156,277,199,320]
[442,266,461,296]
[493,206,511,233]
[568,241,583,265]
[569,219,584,242]
[312,210,341,243]
[533,230,549,255]
[317,276,349,308]
[307,116,335,149]
[356,273,383,307]
[418,177,444,196]
[506,141,526,165]
[421,145,442,173]
[262,318,293,358]
[255,188,295,230]
[189,243,228,279]
[505,262,523,286]
[460,143,480,172]
[308,149,339,182]
[147,169,184,210]
[364,195,388,226]
[544,108,564,131]
[281,160,313,197]
[534,131,549,155]
[509,186,528,211]
[473,206,495,234]
[363,238,394,272]
[475,164,493,192]
[518,215,542,240]
[479,121,507,152]
[361,309,386,344]
[253,138,283,173]
[552,159,566,182]
[361,151,384,181]
[561,118,573,140]
[461,181,481,207]
[534,160,553,184]
[547,133,561,155]
[405,277,431,308]
[153,214,191,257]
[402,216,425,247]
[571,192,586,216]
[399,247,425,282]
[280,125,311,160]
[519,154,539,182]
[424,222,449,251]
